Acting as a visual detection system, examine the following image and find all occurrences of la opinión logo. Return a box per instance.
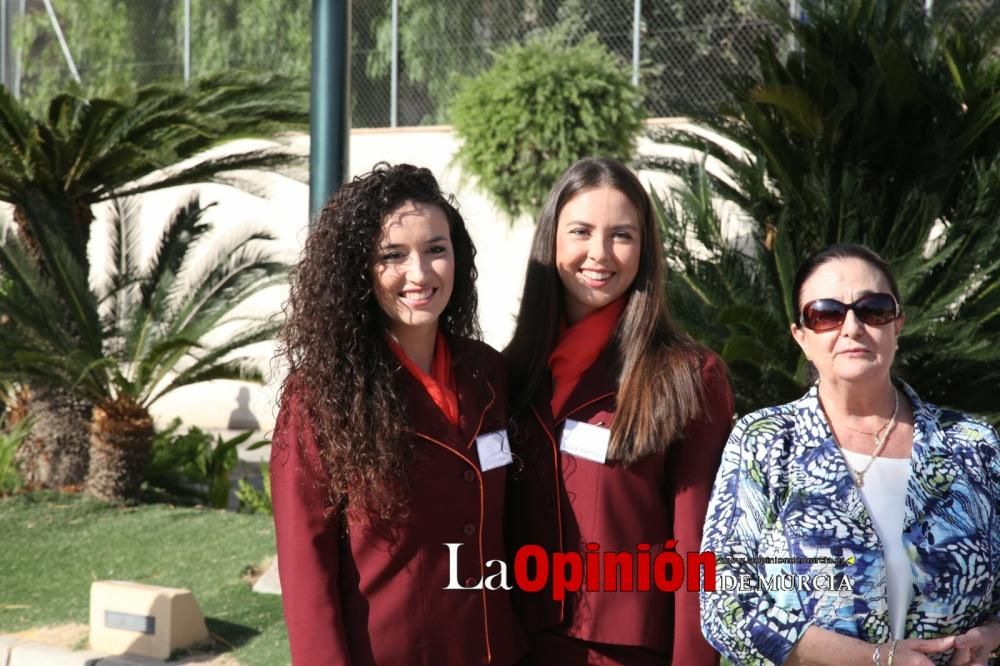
[443,545,858,599]
[443,542,715,600]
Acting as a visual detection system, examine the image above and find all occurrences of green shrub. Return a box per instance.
[144,420,267,509]
[645,0,1000,423]
[452,28,643,219]
[236,460,272,517]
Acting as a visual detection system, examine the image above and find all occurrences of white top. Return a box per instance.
[842,449,913,639]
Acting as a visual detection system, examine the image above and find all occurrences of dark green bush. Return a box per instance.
[143,419,267,509]
[236,460,272,517]
[452,29,643,219]
[644,0,1000,424]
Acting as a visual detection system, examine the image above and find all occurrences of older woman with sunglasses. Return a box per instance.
[700,244,1000,666]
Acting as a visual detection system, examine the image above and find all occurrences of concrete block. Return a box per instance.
[8,642,104,666]
[0,635,23,666]
[251,558,281,595]
[89,581,209,661]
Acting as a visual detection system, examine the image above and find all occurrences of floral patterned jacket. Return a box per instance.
[700,382,1000,666]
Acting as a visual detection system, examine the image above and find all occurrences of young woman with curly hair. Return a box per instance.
[271,163,525,666]
[504,157,734,665]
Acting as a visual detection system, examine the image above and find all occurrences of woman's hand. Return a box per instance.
[883,637,955,665]
[784,629,954,665]
[948,621,1000,666]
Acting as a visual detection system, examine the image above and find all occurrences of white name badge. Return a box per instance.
[559,419,610,464]
[476,429,513,473]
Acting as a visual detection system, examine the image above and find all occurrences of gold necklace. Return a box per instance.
[832,389,900,488]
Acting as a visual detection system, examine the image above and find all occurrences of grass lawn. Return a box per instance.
[0,492,288,665]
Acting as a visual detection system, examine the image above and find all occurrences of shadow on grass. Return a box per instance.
[170,617,261,660]
[206,617,261,650]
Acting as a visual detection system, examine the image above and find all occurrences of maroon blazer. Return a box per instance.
[507,349,734,665]
[271,338,527,666]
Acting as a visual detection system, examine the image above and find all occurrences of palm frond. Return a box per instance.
[140,194,212,310]
[648,0,1000,422]
[106,148,303,203]
[151,359,268,401]
[142,321,279,406]
[85,198,290,409]
[2,196,101,354]
[0,242,109,399]
[100,196,144,304]
[0,72,306,281]
[166,226,286,336]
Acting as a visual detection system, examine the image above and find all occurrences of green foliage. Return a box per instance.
[188,0,310,79]
[144,420,215,503]
[12,0,135,112]
[0,73,306,230]
[365,0,562,125]
[11,0,311,117]
[144,419,266,509]
[0,282,8,421]
[654,174,806,417]
[0,194,286,413]
[0,74,297,499]
[646,0,1000,423]
[0,416,32,494]
[236,461,272,517]
[452,27,644,219]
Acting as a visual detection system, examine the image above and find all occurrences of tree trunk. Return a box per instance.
[12,385,92,489]
[12,205,42,261]
[8,197,99,490]
[85,399,154,504]
[14,197,94,270]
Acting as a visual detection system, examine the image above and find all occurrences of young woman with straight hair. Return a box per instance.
[505,157,734,665]
[271,163,525,665]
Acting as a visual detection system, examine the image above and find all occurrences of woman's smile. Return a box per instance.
[578,267,616,287]
[398,286,438,306]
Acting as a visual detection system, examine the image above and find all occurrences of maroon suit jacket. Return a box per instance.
[272,338,527,666]
[507,349,733,665]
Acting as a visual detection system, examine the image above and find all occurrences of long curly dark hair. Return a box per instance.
[278,162,480,521]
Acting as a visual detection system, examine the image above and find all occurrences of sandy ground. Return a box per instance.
[11,622,241,664]
[12,623,89,650]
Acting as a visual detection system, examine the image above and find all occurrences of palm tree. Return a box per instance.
[644,0,1000,423]
[0,72,306,259]
[0,194,287,502]
[654,157,1000,425]
[0,72,306,487]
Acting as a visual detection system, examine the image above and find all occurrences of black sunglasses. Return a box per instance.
[799,293,901,332]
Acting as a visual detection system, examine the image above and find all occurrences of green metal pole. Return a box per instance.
[310,0,351,221]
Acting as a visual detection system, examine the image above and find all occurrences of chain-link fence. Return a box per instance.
[348,0,780,124]
[0,0,991,128]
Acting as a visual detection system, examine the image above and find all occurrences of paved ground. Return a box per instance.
[1,627,243,665]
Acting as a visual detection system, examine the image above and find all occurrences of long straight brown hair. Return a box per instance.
[504,157,706,464]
